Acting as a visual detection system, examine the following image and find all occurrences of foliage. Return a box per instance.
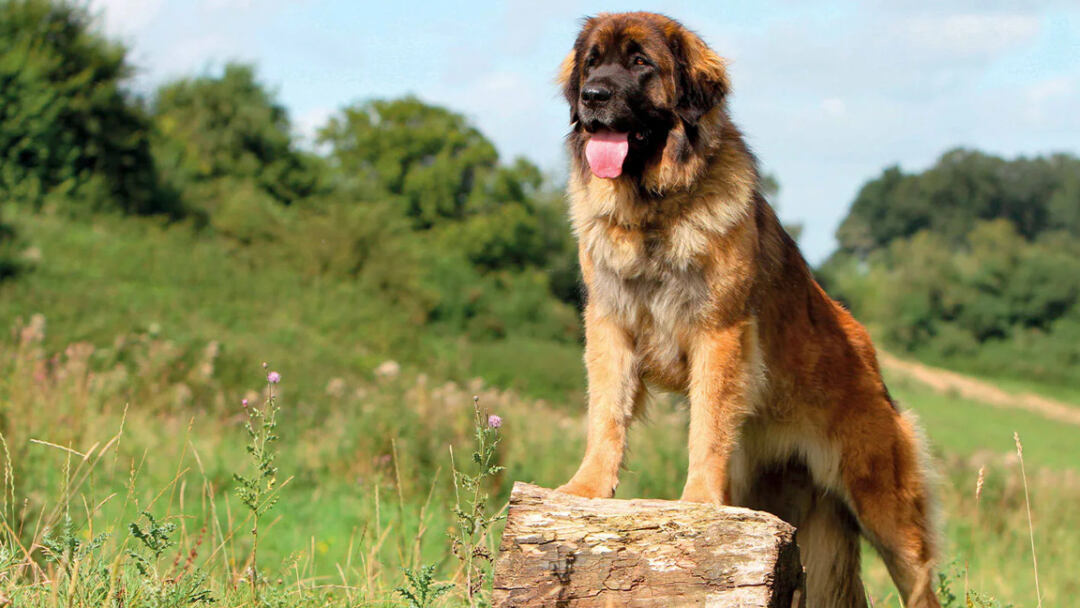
[1,3,1076,606]
[40,515,111,605]
[151,63,320,213]
[128,512,215,606]
[128,512,176,573]
[2,0,579,345]
[937,562,1012,608]
[835,148,1080,257]
[234,366,286,603]
[319,97,501,228]
[823,150,1080,386]
[449,397,505,607]
[396,563,454,608]
[234,372,283,518]
[0,209,20,279]
[310,98,581,339]
[0,0,177,215]
[0,319,1075,605]
[318,97,569,275]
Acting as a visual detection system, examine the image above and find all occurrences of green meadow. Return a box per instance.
[4,1,1080,605]
[2,207,1078,606]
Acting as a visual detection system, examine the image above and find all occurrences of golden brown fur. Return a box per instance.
[555,12,941,607]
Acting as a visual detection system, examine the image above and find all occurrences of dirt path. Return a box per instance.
[878,351,1080,427]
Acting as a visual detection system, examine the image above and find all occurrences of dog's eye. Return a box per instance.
[632,56,649,67]
[586,55,598,68]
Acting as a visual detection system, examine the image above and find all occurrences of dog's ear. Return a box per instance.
[667,25,730,125]
[560,18,599,125]
[558,49,580,124]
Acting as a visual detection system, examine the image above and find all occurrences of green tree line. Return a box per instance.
[0,0,580,343]
[4,0,1078,386]
[822,149,1080,385]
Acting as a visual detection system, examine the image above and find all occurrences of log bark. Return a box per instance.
[493,482,804,608]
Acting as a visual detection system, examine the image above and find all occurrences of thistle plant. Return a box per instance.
[449,396,505,607]
[128,511,176,577]
[234,365,284,602]
[127,512,215,605]
[395,563,454,608]
[41,514,111,606]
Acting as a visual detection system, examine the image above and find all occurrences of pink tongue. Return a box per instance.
[585,130,629,178]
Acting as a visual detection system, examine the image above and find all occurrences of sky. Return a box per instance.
[91,0,1080,263]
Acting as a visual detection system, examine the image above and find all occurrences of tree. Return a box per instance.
[0,0,174,215]
[823,150,1080,384]
[319,97,558,271]
[319,96,501,227]
[151,63,319,210]
[834,149,1080,257]
[317,97,580,338]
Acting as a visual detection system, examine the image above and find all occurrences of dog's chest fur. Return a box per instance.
[583,218,709,334]
[572,180,749,384]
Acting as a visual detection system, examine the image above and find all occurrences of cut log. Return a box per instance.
[493,482,804,608]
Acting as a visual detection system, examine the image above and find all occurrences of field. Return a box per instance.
[1,208,1077,607]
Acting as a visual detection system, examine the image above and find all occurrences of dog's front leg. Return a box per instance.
[680,321,757,505]
[557,305,643,499]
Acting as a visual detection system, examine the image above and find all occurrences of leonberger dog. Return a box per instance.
[555,12,940,608]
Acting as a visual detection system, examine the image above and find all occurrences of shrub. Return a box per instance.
[0,0,177,215]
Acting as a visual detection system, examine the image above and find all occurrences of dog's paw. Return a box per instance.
[679,481,725,505]
[555,478,616,499]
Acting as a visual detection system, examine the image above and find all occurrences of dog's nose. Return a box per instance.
[581,85,612,103]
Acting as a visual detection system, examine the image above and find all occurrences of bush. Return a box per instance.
[0,0,177,215]
[836,149,1080,257]
[821,220,1080,385]
[151,63,320,211]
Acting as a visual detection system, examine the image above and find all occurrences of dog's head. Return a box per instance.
[560,12,730,181]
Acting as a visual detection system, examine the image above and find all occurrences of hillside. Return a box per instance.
[2,2,1078,605]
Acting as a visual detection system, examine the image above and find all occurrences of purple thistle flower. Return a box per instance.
[487,414,502,429]
[267,371,281,384]
[241,398,249,408]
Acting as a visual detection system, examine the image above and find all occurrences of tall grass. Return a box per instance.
[1,316,1076,605]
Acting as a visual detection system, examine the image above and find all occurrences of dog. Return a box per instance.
[554,12,940,608]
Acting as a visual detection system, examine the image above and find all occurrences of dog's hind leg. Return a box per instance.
[740,461,867,608]
[798,493,868,608]
[841,408,940,608]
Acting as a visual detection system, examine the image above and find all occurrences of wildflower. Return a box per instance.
[262,361,268,369]
[267,371,281,384]
[487,414,502,429]
[242,398,249,408]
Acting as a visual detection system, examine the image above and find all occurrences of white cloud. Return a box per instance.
[439,70,561,164]
[90,0,165,37]
[821,97,847,118]
[867,0,1069,13]
[894,14,1040,59]
[1021,75,1080,126]
[293,106,334,150]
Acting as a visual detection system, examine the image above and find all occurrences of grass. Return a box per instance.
[887,374,1080,471]
[4,320,1077,605]
[981,375,1080,409]
[908,350,1080,409]
[0,206,585,406]
[2,207,1078,606]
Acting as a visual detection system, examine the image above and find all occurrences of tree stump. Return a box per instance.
[492,483,804,607]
